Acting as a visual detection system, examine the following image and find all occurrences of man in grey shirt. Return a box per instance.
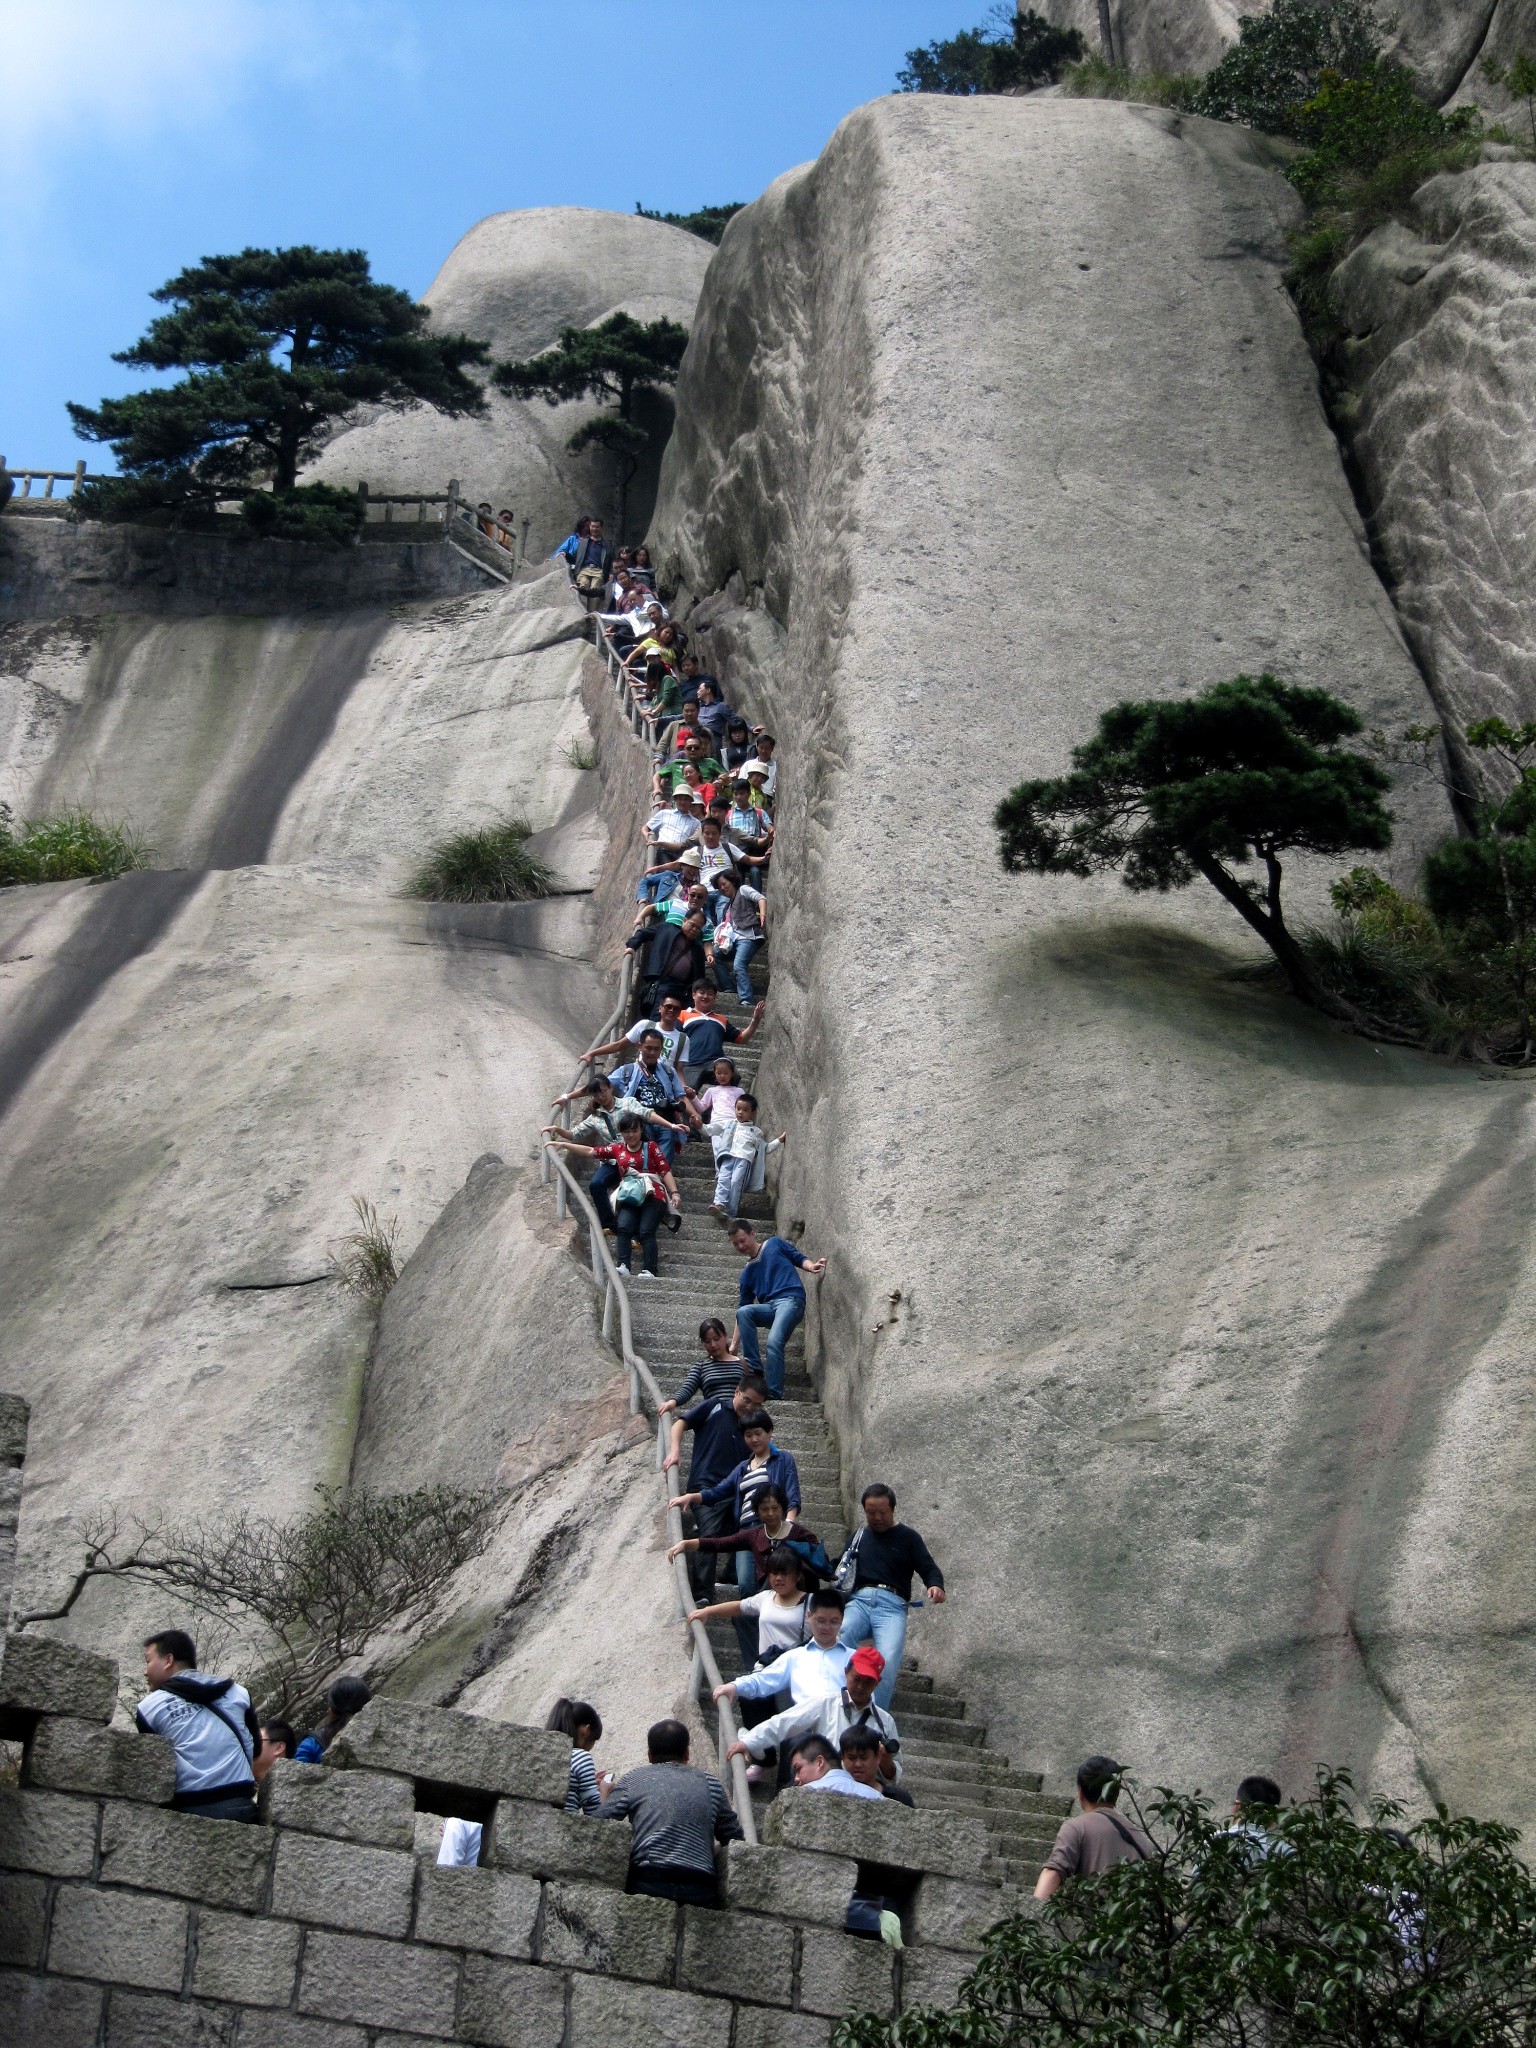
[598,1718,743,1904]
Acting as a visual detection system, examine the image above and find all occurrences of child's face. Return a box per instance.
[734,1100,753,1123]
[713,1063,732,1085]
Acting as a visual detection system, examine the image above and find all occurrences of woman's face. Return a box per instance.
[768,1566,799,1599]
[682,766,704,789]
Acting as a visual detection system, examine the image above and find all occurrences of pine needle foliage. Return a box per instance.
[407,817,554,905]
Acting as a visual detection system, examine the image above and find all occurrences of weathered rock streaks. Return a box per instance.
[652,93,1536,1822]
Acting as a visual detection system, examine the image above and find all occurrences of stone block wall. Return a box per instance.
[0,1635,1010,2045]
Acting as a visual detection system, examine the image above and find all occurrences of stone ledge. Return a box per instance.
[0,1786,99,1877]
[25,1718,177,1804]
[100,1802,272,1911]
[271,1830,416,1938]
[487,1798,631,1884]
[726,1840,858,1929]
[0,1634,119,1729]
[765,1789,999,1882]
[329,1700,569,1807]
[260,1760,415,1849]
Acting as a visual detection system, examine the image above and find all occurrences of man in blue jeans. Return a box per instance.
[728,1220,827,1397]
[836,1484,946,1711]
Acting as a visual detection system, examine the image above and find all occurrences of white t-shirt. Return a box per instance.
[696,839,745,884]
[625,1018,686,1067]
[740,1589,808,1657]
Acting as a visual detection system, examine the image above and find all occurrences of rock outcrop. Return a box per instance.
[0,561,684,1737]
[305,209,714,553]
[650,92,1536,1826]
[1331,160,1536,783]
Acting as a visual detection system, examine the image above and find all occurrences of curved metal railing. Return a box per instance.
[537,595,759,1841]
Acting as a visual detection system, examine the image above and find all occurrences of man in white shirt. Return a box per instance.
[638,790,701,904]
[790,1734,882,1800]
[724,1645,902,1780]
[712,1589,849,1713]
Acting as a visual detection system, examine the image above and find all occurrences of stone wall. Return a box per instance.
[0,1631,1013,2046]
[0,518,490,622]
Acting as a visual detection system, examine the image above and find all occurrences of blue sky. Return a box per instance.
[1,0,976,467]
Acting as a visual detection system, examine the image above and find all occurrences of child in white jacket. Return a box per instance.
[708,1092,786,1218]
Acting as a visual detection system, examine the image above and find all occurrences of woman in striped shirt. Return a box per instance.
[545,1698,611,1815]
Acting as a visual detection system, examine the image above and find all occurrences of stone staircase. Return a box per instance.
[585,947,1071,1890]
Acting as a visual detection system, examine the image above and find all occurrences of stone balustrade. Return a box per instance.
[0,1630,1016,2046]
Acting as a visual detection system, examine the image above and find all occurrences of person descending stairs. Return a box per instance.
[547,599,1073,1885]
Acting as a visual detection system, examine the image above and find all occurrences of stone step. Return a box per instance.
[1001,1856,1045,1889]
[892,1713,986,1750]
[897,1753,1044,1794]
[901,1773,1064,1817]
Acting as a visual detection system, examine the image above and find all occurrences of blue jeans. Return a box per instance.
[736,1293,804,1398]
[636,868,680,906]
[713,1154,752,1214]
[714,935,762,1005]
[838,1587,910,1710]
[589,1161,621,1230]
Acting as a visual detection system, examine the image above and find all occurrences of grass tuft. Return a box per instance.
[562,735,598,772]
[1060,55,1198,107]
[328,1196,401,1303]
[0,803,151,885]
[407,816,555,903]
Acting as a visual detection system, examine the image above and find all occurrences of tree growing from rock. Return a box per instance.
[19,1485,500,1720]
[1190,0,1386,133]
[494,312,689,542]
[898,6,1084,94]
[635,201,744,245]
[835,1771,1536,2047]
[68,246,489,537]
[994,674,1394,1020]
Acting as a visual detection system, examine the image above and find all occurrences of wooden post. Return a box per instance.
[445,479,459,532]
[72,459,86,496]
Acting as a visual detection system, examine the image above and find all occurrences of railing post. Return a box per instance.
[555,1173,567,1222]
[72,460,85,497]
[445,478,459,532]
[602,1282,615,1344]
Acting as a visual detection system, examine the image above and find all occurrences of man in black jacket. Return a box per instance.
[627,908,710,1012]
[836,1484,946,1711]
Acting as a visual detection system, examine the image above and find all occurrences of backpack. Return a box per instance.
[782,1532,834,1583]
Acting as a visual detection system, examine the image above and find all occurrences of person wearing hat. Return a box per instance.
[744,732,778,800]
[636,837,703,909]
[639,787,701,903]
[723,1642,903,1784]
[726,779,774,860]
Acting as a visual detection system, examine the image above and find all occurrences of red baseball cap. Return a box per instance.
[849,1647,886,1680]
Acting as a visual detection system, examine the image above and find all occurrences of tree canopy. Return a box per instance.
[68,246,489,532]
[994,674,1394,1016]
[494,311,689,537]
[635,201,744,246]
[1189,0,1386,132]
[898,7,1084,95]
[836,1772,1536,2048]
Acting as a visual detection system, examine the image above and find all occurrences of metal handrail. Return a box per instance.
[536,607,759,1843]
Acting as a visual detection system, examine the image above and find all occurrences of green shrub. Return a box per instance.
[634,202,744,246]
[240,482,364,547]
[0,803,150,885]
[1059,55,1198,108]
[1287,65,1481,207]
[407,816,554,903]
[898,6,1084,95]
[1189,0,1385,133]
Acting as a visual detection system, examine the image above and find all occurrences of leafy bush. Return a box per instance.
[327,1194,402,1302]
[836,1771,1536,2048]
[1189,0,1385,133]
[898,6,1084,95]
[1288,64,1481,207]
[240,481,365,547]
[408,816,554,903]
[24,1485,500,1720]
[0,803,150,884]
[635,202,744,246]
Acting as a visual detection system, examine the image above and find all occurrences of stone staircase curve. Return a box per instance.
[541,613,1072,1889]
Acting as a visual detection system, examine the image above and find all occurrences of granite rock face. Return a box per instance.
[650,93,1536,1827]
[305,208,714,551]
[1332,160,1536,780]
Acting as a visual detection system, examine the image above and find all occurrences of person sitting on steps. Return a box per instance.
[597,1717,743,1907]
[729,1219,827,1399]
[836,1483,946,1713]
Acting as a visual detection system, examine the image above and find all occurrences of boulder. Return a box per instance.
[305,207,714,551]
[649,93,1536,1831]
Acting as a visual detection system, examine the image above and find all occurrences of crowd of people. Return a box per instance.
[122,521,1301,1970]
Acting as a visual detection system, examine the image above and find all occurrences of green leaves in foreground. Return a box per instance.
[836,1772,1536,2048]
[408,817,554,903]
[0,804,150,884]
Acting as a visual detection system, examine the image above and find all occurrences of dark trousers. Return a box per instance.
[589,1161,621,1230]
[615,1194,666,1274]
[688,1495,736,1603]
[628,1862,719,1907]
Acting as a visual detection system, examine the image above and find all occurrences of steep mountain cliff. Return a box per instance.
[651,91,1536,1824]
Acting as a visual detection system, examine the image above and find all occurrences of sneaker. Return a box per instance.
[634,1270,655,1281]
[744,1763,769,1785]
[614,1264,631,1277]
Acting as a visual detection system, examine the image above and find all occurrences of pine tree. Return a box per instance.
[494,312,689,541]
[68,246,489,532]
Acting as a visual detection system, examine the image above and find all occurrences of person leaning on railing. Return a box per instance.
[596,1717,743,1907]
